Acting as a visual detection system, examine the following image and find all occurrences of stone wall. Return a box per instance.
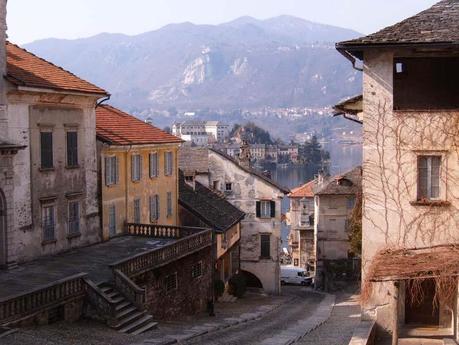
[134,246,212,320]
[208,150,284,294]
[361,49,459,333]
[6,91,101,262]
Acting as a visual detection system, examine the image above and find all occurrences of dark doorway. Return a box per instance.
[240,270,263,289]
[405,279,439,325]
[0,190,6,267]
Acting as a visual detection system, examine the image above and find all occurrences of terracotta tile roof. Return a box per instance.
[6,42,107,95]
[337,0,459,56]
[315,166,362,196]
[96,105,183,145]
[179,172,245,233]
[289,180,316,198]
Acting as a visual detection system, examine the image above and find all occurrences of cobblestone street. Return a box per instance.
[0,287,361,345]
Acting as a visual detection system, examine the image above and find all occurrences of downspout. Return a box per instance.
[96,95,111,108]
[125,145,132,231]
[336,47,363,72]
[334,112,363,125]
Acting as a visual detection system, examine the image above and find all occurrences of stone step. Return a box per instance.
[119,314,154,334]
[116,305,137,319]
[106,291,120,299]
[130,321,158,335]
[111,295,125,304]
[0,327,17,338]
[114,310,145,330]
[115,301,131,311]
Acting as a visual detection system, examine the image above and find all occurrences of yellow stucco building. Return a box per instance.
[96,105,183,240]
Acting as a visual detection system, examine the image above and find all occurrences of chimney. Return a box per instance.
[238,140,251,169]
[317,169,325,186]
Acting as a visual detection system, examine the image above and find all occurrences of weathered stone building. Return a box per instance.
[178,172,245,284]
[1,42,108,264]
[96,105,183,239]
[207,149,288,294]
[288,179,316,271]
[337,0,459,342]
[313,167,361,290]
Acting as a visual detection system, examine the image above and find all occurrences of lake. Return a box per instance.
[267,143,362,247]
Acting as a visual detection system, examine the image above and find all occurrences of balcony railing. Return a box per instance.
[111,228,212,278]
[0,273,87,325]
[125,223,206,239]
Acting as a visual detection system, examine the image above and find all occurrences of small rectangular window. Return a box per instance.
[105,156,119,186]
[346,197,356,210]
[150,194,159,222]
[418,156,441,200]
[109,204,116,236]
[167,192,172,217]
[165,273,178,292]
[260,234,271,259]
[164,152,173,176]
[42,205,55,241]
[66,131,78,167]
[40,131,53,169]
[131,154,142,181]
[212,180,219,190]
[133,198,141,223]
[68,201,80,235]
[225,183,232,191]
[149,153,158,178]
[257,200,274,218]
[191,262,203,278]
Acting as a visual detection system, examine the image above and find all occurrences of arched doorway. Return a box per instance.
[0,189,6,267]
[240,270,263,289]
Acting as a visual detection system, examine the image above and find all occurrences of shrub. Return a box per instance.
[214,279,225,298]
[228,273,247,298]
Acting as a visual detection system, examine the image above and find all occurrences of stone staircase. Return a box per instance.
[97,282,157,335]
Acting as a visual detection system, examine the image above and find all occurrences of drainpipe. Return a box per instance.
[336,48,363,72]
[96,95,111,108]
[209,228,216,316]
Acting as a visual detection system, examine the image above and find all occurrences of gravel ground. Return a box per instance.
[296,292,361,345]
[183,286,324,345]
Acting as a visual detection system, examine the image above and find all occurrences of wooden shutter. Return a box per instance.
[256,201,261,218]
[260,234,270,258]
[156,194,160,220]
[150,153,158,177]
[139,155,143,179]
[66,131,78,167]
[131,155,135,181]
[105,157,110,185]
[114,156,119,184]
[270,201,276,218]
[40,132,53,168]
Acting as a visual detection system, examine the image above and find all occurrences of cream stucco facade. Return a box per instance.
[207,150,287,294]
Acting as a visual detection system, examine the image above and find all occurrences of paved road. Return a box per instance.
[184,286,324,345]
[297,293,361,345]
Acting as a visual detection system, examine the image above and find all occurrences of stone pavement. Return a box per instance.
[0,236,174,298]
[0,287,293,345]
[296,292,361,345]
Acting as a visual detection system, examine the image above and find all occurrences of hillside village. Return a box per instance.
[0,1,458,345]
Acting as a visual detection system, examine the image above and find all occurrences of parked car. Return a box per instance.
[280,266,313,286]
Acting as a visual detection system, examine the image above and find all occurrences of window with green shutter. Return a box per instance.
[105,156,119,186]
[66,131,78,167]
[40,131,53,169]
[149,152,158,177]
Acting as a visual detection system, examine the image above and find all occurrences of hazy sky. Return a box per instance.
[8,0,439,44]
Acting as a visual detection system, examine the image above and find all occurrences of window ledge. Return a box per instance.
[39,167,55,172]
[259,256,272,260]
[131,180,141,184]
[410,200,451,207]
[65,165,80,170]
[67,232,81,240]
[42,239,57,246]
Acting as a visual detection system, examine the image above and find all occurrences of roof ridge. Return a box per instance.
[6,41,108,95]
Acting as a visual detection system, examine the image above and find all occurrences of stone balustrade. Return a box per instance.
[126,223,206,239]
[0,273,87,325]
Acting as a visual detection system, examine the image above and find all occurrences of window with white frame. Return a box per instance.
[68,201,80,235]
[418,156,441,200]
[225,183,232,192]
[256,200,274,218]
[42,205,55,241]
[149,152,158,178]
[131,154,142,181]
[164,152,173,176]
[105,156,118,186]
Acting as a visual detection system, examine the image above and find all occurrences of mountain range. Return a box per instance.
[24,16,363,114]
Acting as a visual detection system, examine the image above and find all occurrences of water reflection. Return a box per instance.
[266,143,362,247]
